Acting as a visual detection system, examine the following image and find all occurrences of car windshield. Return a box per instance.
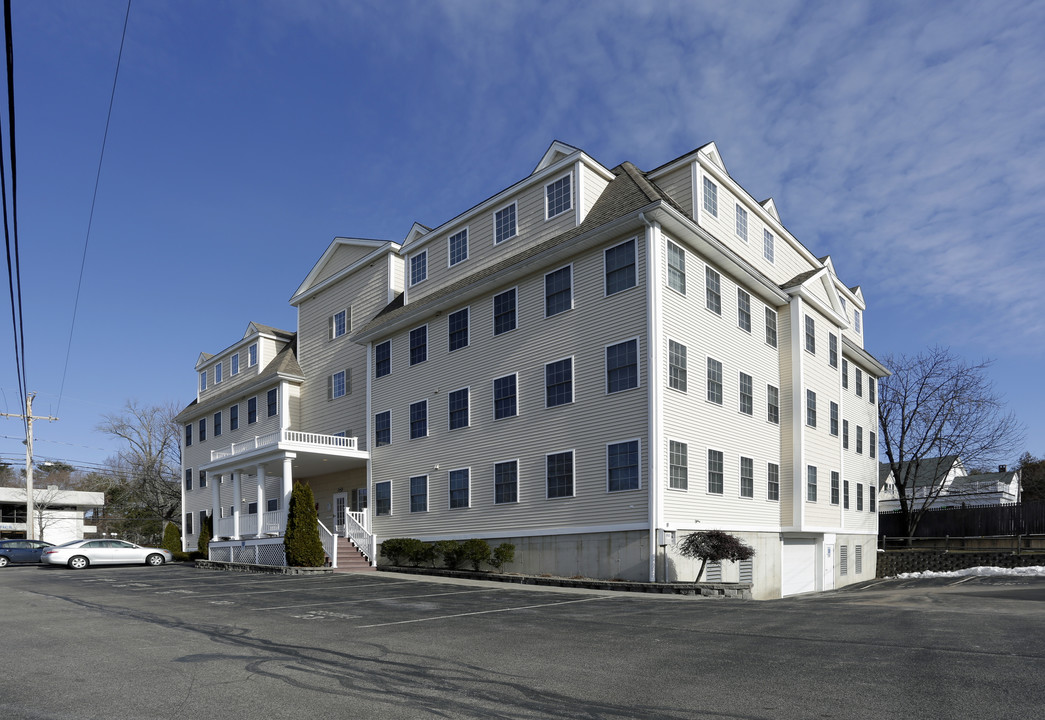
[53,540,83,547]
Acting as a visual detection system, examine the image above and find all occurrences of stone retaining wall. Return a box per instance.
[195,559,331,575]
[877,550,1045,577]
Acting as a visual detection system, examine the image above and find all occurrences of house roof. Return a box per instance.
[880,455,961,490]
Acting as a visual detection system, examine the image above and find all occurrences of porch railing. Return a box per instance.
[211,429,358,461]
[345,509,376,563]
[318,520,337,567]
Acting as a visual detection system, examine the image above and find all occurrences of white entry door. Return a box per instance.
[333,492,348,535]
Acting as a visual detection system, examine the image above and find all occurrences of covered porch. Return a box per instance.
[201,429,376,567]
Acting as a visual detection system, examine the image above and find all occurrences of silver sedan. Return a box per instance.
[42,539,172,569]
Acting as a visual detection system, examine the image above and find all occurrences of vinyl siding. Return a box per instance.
[652,164,693,217]
[800,304,844,528]
[372,232,650,538]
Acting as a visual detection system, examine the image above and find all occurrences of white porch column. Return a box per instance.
[232,470,241,540]
[256,463,266,533]
[282,453,296,529]
[211,473,220,534]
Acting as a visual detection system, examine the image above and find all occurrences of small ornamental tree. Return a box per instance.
[162,522,181,555]
[196,513,212,557]
[489,543,515,573]
[461,538,491,571]
[677,530,755,582]
[284,482,326,567]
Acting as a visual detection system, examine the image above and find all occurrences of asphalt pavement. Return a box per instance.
[1,563,1043,719]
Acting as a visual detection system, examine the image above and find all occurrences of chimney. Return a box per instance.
[999,465,1007,473]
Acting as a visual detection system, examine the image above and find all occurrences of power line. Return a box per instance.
[57,0,133,414]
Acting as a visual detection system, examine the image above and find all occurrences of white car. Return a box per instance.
[42,539,172,569]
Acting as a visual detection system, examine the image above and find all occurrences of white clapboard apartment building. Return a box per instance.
[177,141,888,598]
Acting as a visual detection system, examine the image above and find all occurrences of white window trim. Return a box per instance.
[763,228,775,264]
[545,449,576,500]
[447,226,470,268]
[544,263,574,318]
[447,385,471,430]
[215,362,223,384]
[735,203,748,242]
[448,467,471,510]
[330,370,348,400]
[248,343,258,367]
[544,171,573,220]
[603,236,639,298]
[606,438,642,493]
[448,306,470,352]
[706,446,725,495]
[738,454,755,500]
[493,458,521,505]
[667,337,687,394]
[666,239,687,297]
[667,438,689,493]
[374,408,392,447]
[604,336,641,395]
[492,372,520,421]
[738,371,754,416]
[544,355,576,408]
[409,398,429,439]
[705,355,724,406]
[409,475,429,514]
[230,353,239,376]
[767,384,780,425]
[199,371,207,392]
[493,201,518,244]
[375,480,392,517]
[409,250,428,287]
[409,323,429,366]
[330,308,350,340]
[492,286,519,336]
[704,264,722,315]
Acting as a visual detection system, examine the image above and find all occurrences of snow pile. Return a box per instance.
[894,566,1045,579]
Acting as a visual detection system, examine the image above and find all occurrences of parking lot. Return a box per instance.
[3,563,1044,719]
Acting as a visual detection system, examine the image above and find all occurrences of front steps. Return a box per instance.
[333,537,375,572]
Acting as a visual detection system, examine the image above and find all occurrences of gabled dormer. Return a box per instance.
[194,322,295,402]
[289,238,400,307]
[531,140,581,175]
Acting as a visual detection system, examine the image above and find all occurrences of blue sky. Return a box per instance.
[2,0,1043,474]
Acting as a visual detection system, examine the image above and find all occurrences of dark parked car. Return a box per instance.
[0,539,54,566]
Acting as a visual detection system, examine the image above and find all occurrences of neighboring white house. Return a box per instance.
[878,456,1021,511]
[178,141,889,598]
[0,486,104,544]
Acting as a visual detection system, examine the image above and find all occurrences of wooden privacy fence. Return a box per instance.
[879,500,1045,538]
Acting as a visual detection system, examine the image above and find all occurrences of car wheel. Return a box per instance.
[68,555,90,570]
[146,553,165,566]
[0,555,8,567]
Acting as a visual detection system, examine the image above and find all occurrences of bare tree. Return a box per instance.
[878,347,1025,535]
[97,401,182,528]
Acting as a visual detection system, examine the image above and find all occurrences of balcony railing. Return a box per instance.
[211,429,358,461]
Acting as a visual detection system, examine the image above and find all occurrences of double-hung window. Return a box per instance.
[448,228,468,266]
[805,315,816,354]
[185,424,192,447]
[869,376,877,403]
[494,460,518,504]
[740,457,754,498]
[185,469,192,491]
[448,388,469,430]
[807,466,818,502]
[330,309,348,339]
[763,229,775,263]
[842,359,849,389]
[765,307,778,347]
[806,390,817,427]
[213,411,222,437]
[375,411,391,446]
[843,419,849,449]
[410,400,428,439]
[856,426,863,454]
[267,389,278,417]
[248,343,258,367]
[545,358,573,407]
[707,449,724,494]
[410,251,427,286]
[668,340,687,392]
[493,374,518,419]
[448,308,469,351]
[830,402,839,436]
[705,266,721,314]
[831,472,840,505]
[231,353,239,376]
[702,176,718,217]
[199,470,207,488]
[669,441,688,490]
[844,480,850,509]
[410,476,428,513]
[493,289,516,335]
[248,397,257,424]
[199,418,206,442]
[735,204,748,241]
[546,175,572,219]
[667,240,686,294]
[375,341,391,378]
[330,370,348,399]
[857,483,864,511]
[409,326,427,365]
[229,404,239,431]
[739,373,753,415]
[854,309,862,333]
[607,440,639,492]
[546,451,574,499]
[545,266,572,316]
[199,371,207,392]
[767,385,780,424]
[707,358,723,404]
[737,289,751,332]
[495,203,517,244]
[870,431,877,459]
[605,239,636,295]
[215,362,223,384]
[855,368,864,397]
[606,339,638,393]
[768,463,780,500]
[829,333,838,368]
[375,481,391,516]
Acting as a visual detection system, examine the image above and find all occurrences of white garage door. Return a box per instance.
[782,538,817,596]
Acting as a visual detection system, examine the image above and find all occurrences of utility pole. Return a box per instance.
[0,393,59,540]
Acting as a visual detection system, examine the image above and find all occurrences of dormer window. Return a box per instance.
[546,174,572,219]
[495,202,517,243]
[702,177,718,217]
[215,362,222,384]
[231,353,239,376]
[199,371,207,392]
[448,229,468,266]
[330,309,348,339]
[248,343,258,367]
[854,309,862,333]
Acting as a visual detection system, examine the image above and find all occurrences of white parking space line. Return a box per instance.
[191,579,413,599]
[253,588,491,611]
[949,576,977,585]
[356,595,614,628]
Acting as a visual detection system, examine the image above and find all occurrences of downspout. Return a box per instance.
[641,211,663,582]
[365,340,376,565]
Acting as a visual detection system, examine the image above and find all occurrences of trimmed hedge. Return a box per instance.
[381,537,516,572]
